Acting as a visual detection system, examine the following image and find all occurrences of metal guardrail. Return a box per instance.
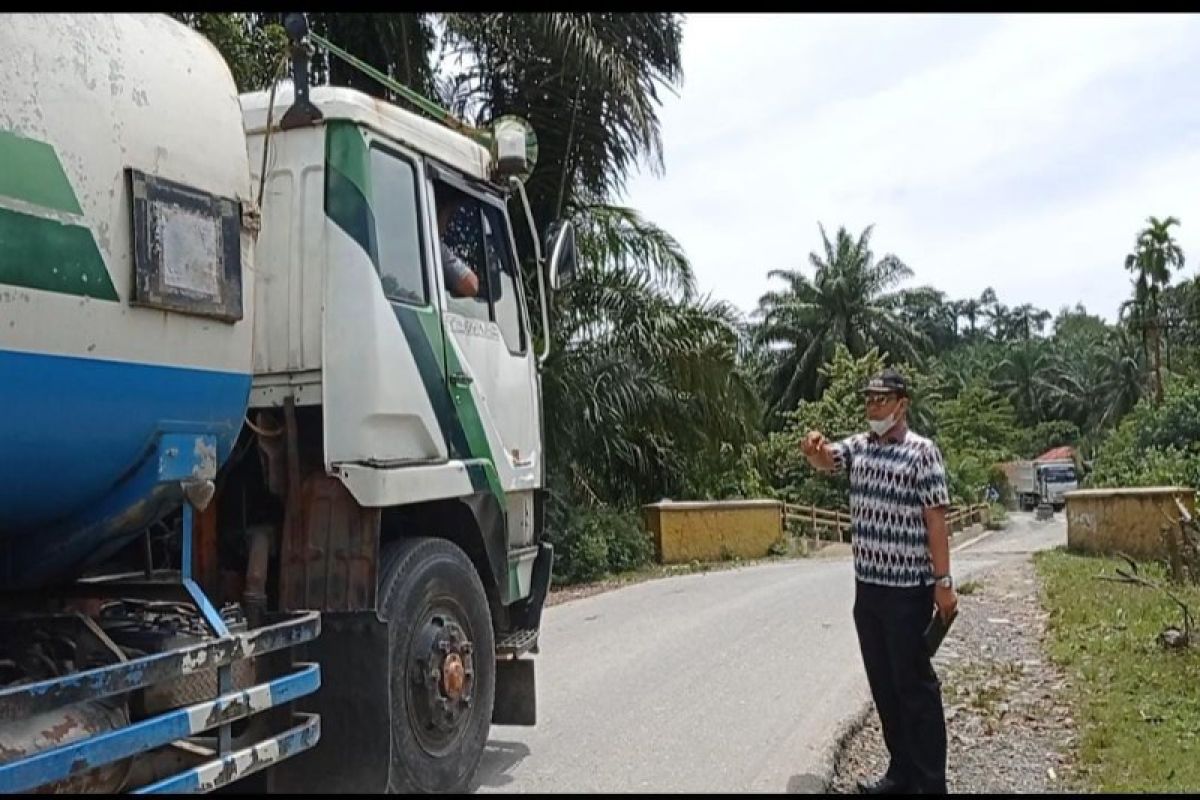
[782,502,990,543]
[946,503,990,530]
[782,503,852,542]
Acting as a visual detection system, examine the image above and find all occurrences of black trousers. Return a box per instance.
[853,580,947,793]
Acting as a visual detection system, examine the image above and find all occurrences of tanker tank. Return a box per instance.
[0,14,257,589]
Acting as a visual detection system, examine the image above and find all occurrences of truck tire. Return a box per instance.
[378,537,496,793]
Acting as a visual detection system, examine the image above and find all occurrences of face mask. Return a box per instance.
[867,415,896,436]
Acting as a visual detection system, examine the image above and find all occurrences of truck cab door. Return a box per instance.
[322,124,453,469]
[430,172,540,549]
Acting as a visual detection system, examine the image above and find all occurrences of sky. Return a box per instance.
[622,13,1200,324]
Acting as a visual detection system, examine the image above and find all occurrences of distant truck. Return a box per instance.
[999,459,1079,511]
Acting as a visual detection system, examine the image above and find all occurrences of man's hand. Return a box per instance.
[457,270,480,298]
[934,583,958,621]
[800,430,836,472]
[801,430,827,457]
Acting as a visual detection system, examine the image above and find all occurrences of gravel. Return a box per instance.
[828,558,1079,794]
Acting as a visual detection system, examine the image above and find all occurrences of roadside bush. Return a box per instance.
[1089,377,1200,491]
[548,505,654,585]
[603,509,656,574]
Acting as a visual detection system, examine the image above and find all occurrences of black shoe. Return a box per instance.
[856,775,911,794]
[908,784,947,795]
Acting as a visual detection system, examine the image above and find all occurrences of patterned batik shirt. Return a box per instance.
[829,427,951,587]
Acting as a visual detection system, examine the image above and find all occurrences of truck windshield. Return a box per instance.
[1042,467,1076,483]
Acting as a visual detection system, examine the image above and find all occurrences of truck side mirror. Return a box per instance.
[543,221,578,291]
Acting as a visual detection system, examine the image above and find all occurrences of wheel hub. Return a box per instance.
[442,653,466,700]
[409,613,476,752]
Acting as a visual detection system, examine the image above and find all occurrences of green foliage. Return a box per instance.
[543,262,760,509]
[934,383,1020,457]
[759,348,1030,508]
[546,505,654,585]
[1020,419,1081,459]
[931,383,1021,502]
[169,13,287,91]
[603,509,656,574]
[1088,376,1200,490]
[692,441,774,502]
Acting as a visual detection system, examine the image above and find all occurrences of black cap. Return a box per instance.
[861,368,909,397]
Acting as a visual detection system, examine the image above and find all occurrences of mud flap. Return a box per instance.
[266,611,390,794]
[492,657,536,727]
[491,543,548,727]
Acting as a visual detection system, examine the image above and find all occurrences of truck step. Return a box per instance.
[496,629,538,658]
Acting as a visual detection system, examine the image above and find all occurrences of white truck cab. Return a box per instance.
[230,24,579,793]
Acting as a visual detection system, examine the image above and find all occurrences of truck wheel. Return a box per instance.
[378,537,495,793]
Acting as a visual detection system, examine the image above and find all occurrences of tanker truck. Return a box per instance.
[0,12,575,793]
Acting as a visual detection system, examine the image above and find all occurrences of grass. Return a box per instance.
[985,502,1008,531]
[1035,547,1200,793]
[957,579,982,596]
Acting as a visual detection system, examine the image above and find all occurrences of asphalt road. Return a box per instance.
[474,512,1067,793]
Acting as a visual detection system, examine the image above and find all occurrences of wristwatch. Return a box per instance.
[934,574,953,589]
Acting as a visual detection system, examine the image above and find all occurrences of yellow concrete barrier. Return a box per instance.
[642,499,784,564]
[1064,487,1196,560]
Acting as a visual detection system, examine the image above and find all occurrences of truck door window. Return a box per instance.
[481,204,526,354]
[434,181,491,323]
[368,146,427,306]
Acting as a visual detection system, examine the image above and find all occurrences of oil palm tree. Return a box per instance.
[992,342,1052,426]
[754,224,926,418]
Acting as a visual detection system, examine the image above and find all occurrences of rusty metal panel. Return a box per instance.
[0,701,131,792]
[194,501,221,600]
[279,475,380,612]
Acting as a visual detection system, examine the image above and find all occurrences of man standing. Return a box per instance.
[800,368,956,795]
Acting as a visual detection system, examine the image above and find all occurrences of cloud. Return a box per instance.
[625,13,1200,322]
